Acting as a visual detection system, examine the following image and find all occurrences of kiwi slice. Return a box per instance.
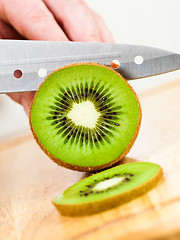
[30,63,141,171]
[53,162,162,216]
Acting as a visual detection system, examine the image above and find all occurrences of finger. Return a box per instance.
[0,19,24,39]
[1,0,68,41]
[44,0,102,42]
[7,92,35,116]
[0,19,33,115]
[92,11,114,43]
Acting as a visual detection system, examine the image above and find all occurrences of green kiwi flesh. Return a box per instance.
[53,162,162,216]
[30,63,141,171]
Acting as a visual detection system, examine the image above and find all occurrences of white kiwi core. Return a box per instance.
[67,100,100,128]
[93,177,125,191]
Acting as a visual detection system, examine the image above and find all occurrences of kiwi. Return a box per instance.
[53,162,162,216]
[30,63,141,171]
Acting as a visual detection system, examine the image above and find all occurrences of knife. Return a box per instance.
[0,40,180,93]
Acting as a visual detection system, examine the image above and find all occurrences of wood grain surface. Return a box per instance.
[0,79,180,240]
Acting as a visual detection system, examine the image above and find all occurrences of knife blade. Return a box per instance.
[0,40,180,93]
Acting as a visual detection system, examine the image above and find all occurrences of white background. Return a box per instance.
[0,0,180,140]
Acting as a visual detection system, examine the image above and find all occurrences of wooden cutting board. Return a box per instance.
[0,79,180,240]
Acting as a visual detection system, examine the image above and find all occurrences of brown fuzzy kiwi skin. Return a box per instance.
[29,63,142,172]
[53,165,162,217]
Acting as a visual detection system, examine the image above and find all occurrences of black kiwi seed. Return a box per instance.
[62,96,67,100]
[95,92,99,98]
[107,116,113,119]
[93,89,96,94]
[124,177,130,181]
[108,112,116,115]
[67,135,71,139]
[114,123,119,126]
[85,133,88,140]
[73,129,78,138]
[100,106,108,111]
[97,134,102,141]
[61,101,69,106]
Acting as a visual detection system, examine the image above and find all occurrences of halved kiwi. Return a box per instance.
[30,63,141,171]
[53,162,162,216]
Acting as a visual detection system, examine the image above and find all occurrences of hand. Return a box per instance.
[0,0,114,115]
